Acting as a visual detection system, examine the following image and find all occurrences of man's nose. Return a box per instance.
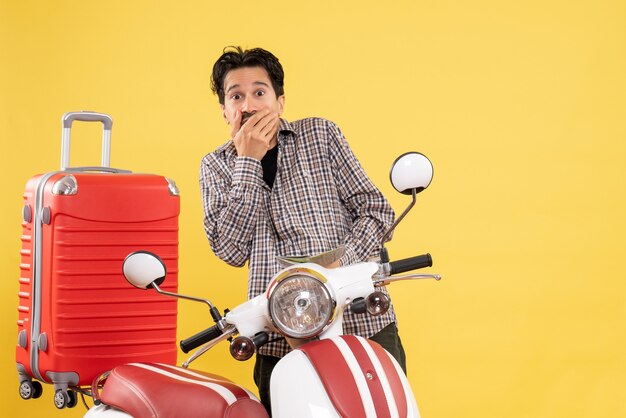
[241,96,257,112]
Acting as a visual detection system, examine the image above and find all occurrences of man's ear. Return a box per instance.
[278,95,285,116]
[221,104,229,124]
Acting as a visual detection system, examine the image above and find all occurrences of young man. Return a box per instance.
[199,46,406,414]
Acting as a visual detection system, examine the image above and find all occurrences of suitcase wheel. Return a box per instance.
[54,389,77,409]
[19,380,43,400]
[67,390,78,408]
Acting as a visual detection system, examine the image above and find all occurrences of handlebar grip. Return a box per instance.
[180,324,223,354]
[389,253,432,275]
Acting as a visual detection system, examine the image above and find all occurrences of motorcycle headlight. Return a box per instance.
[268,269,335,339]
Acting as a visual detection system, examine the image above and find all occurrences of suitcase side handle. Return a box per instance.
[64,166,132,174]
[61,111,113,170]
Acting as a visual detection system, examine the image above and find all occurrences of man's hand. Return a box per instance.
[231,109,280,160]
[322,260,341,269]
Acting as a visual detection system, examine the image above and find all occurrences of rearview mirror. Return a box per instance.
[122,251,166,289]
[380,152,434,261]
[390,152,433,195]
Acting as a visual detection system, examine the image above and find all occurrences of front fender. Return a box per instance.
[271,335,420,418]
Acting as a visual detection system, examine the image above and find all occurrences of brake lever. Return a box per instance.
[182,325,236,368]
[373,273,442,287]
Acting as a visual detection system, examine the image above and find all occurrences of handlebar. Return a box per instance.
[389,253,432,275]
[180,324,224,353]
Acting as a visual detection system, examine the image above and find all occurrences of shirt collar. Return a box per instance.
[278,118,296,144]
[278,118,295,135]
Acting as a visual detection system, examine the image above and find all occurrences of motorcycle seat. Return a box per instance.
[98,362,268,418]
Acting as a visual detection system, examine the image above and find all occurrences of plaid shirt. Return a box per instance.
[199,117,397,357]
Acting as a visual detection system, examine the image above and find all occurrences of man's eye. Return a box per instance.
[231,94,241,100]
[255,90,265,97]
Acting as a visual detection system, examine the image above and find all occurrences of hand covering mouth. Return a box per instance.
[241,111,255,125]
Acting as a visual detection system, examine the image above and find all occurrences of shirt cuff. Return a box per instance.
[232,156,265,187]
[338,245,358,267]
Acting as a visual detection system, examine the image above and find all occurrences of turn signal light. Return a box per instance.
[366,291,390,316]
[229,336,255,361]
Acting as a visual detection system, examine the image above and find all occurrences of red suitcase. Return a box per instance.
[16,111,180,409]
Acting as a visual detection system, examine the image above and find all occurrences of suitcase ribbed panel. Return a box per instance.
[48,215,178,358]
[17,172,180,386]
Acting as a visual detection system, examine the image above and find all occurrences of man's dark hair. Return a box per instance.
[211,46,285,105]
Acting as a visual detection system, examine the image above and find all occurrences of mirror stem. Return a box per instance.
[379,188,417,276]
[380,188,417,245]
[151,282,222,323]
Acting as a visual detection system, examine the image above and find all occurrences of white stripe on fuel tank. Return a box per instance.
[128,363,237,404]
[357,338,399,418]
[332,337,379,418]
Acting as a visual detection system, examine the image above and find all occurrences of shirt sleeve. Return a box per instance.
[326,121,395,266]
[199,153,267,267]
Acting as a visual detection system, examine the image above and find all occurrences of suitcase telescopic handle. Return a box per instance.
[61,111,113,170]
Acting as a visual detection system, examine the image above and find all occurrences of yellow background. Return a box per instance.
[1,0,625,417]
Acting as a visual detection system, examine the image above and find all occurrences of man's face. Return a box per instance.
[221,66,285,128]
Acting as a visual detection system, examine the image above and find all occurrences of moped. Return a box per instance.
[83,151,440,418]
